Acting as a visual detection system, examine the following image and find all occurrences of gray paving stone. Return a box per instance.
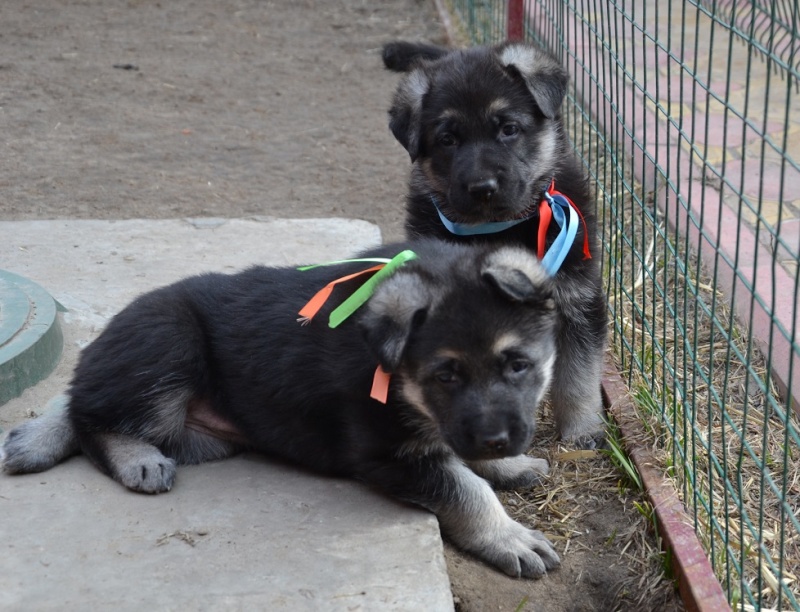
[0,217,453,612]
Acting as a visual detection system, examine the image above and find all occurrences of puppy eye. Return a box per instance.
[500,123,520,137]
[509,360,529,374]
[438,133,458,147]
[435,370,458,384]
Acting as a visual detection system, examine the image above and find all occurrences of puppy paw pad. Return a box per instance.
[119,458,176,493]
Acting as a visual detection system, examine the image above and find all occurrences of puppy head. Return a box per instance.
[386,42,569,161]
[361,242,558,460]
[385,42,571,222]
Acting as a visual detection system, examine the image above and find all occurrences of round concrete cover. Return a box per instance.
[0,270,63,406]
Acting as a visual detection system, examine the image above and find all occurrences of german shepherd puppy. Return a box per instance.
[383,41,607,447]
[1,239,560,579]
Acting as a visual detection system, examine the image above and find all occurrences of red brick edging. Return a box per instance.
[602,357,732,612]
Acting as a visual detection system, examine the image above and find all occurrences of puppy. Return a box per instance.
[2,239,560,579]
[383,41,608,447]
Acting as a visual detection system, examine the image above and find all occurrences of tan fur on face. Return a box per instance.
[433,348,465,363]
[437,108,468,123]
[534,122,558,169]
[417,159,449,195]
[491,332,525,356]
[399,378,436,423]
[486,97,512,117]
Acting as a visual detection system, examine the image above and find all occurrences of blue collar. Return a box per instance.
[430,195,535,236]
[430,184,585,276]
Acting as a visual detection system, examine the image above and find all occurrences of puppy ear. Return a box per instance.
[359,271,432,371]
[481,247,556,309]
[497,43,569,119]
[382,41,449,72]
[388,70,429,161]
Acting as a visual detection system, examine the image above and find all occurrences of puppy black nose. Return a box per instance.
[483,432,510,453]
[468,178,498,199]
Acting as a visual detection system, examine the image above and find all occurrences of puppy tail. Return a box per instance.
[382,41,448,72]
[1,400,79,474]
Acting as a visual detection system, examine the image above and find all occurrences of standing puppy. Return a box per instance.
[383,41,607,447]
[2,239,561,579]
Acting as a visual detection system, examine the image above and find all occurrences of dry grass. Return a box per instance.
[500,406,684,612]
[597,161,800,610]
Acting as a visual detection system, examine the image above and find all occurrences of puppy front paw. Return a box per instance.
[479,520,561,578]
[421,456,560,579]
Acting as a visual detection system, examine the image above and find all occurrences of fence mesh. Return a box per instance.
[443,0,800,609]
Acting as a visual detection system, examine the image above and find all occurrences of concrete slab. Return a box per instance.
[0,217,454,611]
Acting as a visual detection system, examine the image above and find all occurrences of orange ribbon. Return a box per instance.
[370,365,391,404]
[297,264,385,324]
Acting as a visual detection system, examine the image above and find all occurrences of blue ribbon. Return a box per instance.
[540,191,579,276]
[431,195,535,236]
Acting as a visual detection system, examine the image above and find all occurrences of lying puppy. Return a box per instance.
[1,239,560,579]
[383,41,608,448]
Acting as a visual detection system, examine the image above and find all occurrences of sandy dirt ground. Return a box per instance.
[0,1,684,610]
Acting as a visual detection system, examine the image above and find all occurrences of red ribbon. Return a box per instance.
[538,180,592,261]
[537,198,552,260]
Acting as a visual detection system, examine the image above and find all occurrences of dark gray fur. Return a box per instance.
[2,238,560,578]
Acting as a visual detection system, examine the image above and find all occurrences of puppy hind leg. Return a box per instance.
[167,396,247,464]
[167,428,243,465]
[78,431,176,494]
[75,416,243,494]
[1,407,80,474]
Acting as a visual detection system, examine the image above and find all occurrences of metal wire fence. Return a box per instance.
[442,0,800,609]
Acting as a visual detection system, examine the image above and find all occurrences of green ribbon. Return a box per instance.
[297,257,395,271]
[328,250,417,328]
[300,249,418,328]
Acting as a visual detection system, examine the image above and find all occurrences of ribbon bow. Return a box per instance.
[297,250,417,404]
[537,180,591,275]
[297,250,417,328]
[429,179,590,275]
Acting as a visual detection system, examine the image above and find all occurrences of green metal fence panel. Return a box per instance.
[446,0,800,609]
